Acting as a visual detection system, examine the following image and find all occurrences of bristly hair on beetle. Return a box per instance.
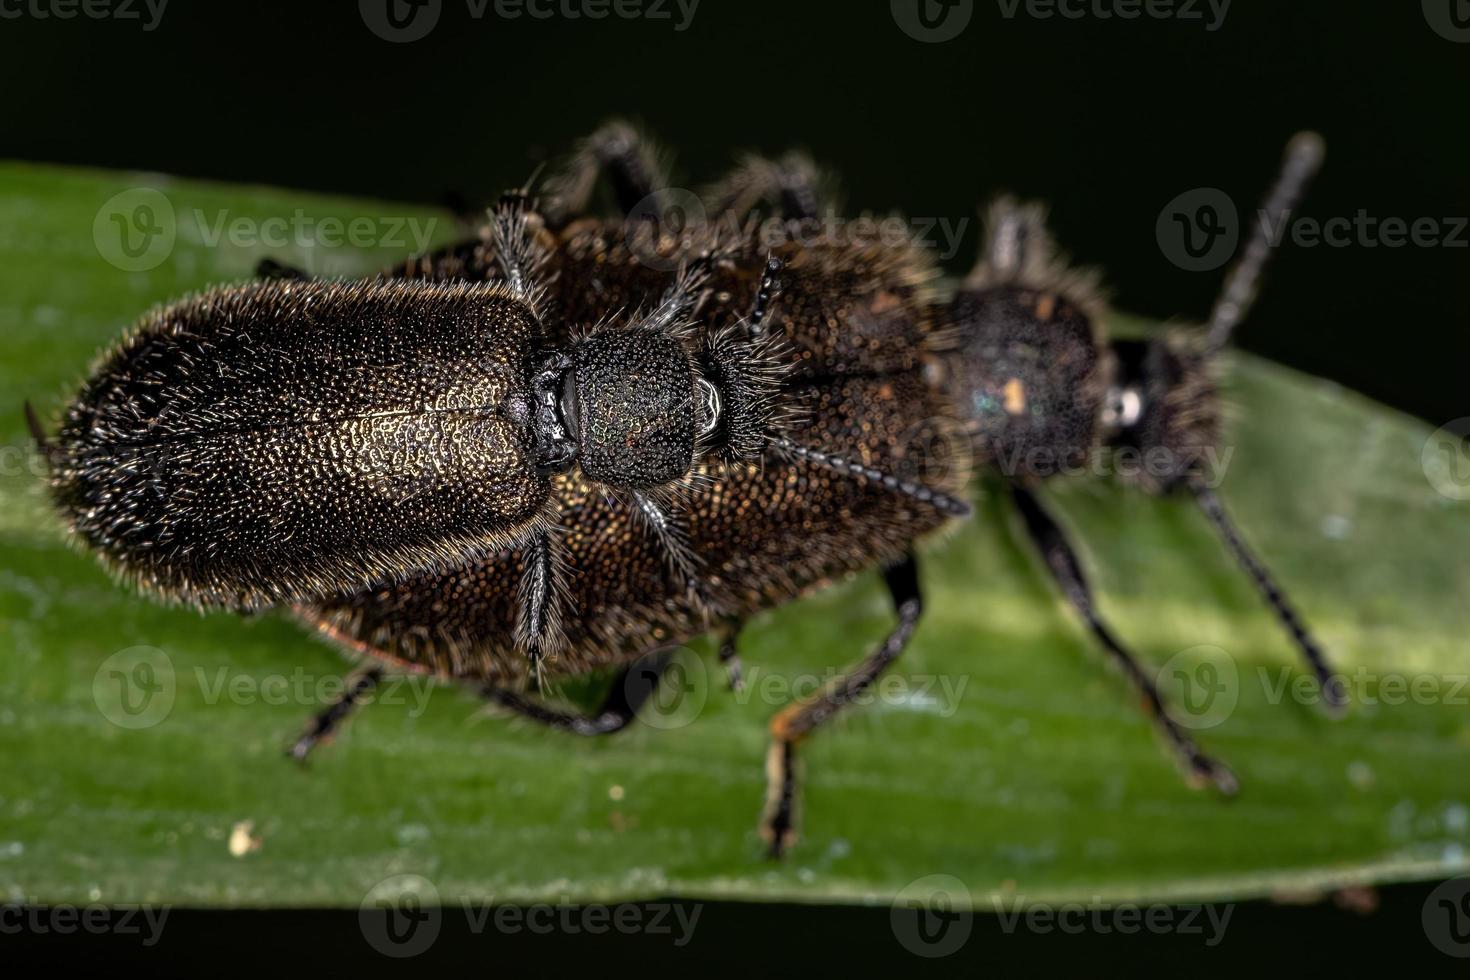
[43,277,553,609]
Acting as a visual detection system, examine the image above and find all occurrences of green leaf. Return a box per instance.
[3,162,1468,908]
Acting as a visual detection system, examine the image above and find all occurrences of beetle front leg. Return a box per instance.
[760,553,923,859]
[288,665,384,762]
[1008,481,1238,794]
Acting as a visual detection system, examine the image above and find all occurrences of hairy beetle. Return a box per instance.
[940,131,1338,792]
[32,120,1337,857]
[34,122,972,855]
[39,188,943,669]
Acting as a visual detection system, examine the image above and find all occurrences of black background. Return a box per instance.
[2,0,1466,971]
[3,0,1465,426]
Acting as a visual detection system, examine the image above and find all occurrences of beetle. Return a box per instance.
[940,131,1340,792]
[39,187,951,670]
[33,121,973,856]
[33,121,1339,857]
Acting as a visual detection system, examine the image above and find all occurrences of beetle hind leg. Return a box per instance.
[761,553,924,858]
[703,151,829,224]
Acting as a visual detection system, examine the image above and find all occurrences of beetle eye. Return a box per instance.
[696,376,722,438]
[559,367,582,436]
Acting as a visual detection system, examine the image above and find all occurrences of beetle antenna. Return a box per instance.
[771,437,971,518]
[1203,131,1325,356]
[518,161,548,198]
[1188,478,1346,714]
[746,254,782,339]
[744,254,962,516]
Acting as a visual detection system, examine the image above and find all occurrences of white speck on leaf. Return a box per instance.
[229,820,262,858]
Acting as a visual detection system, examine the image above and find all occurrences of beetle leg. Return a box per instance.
[287,666,384,762]
[1189,479,1344,712]
[255,257,311,281]
[703,151,826,224]
[1008,481,1238,795]
[489,192,549,316]
[631,491,713,615]
[717,619,745,692]
[761,553,923,859]
[516,525,568,680]
[482,650,673,736]
[541,119,668,227]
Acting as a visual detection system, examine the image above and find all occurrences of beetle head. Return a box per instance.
[530,314,785,493]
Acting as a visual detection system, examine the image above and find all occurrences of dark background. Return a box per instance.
[3,0,1465,426]
[2,0,1465,970]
